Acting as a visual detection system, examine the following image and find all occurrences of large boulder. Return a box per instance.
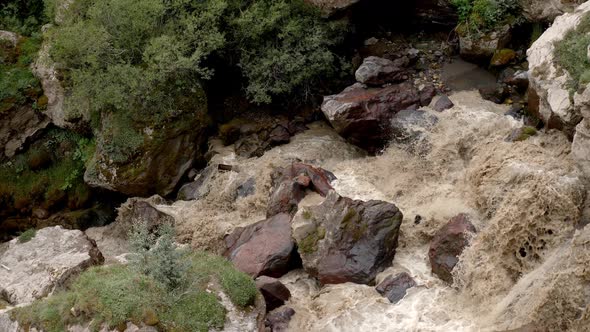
[459,24,512,62]
[520,0,584,22]
[84,94,210,197]
[527,2,590,137]
[355,56,408,86]
[321,82,421,153]
[224,213,296,278]
[0,226,104,305]
[292,191,403,285]
[0,105,49,160]
[267,162,335,218]
[428,214,476,283]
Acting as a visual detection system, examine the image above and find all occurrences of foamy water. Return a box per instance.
[161,90,589,331]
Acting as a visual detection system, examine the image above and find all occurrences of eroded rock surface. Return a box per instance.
[375,272,417,304]
[0,226,103,305]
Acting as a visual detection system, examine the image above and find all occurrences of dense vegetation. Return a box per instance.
[451,0,521,33]
[12,223,258,332]
[554,12,590,92]
[0,0,48,36]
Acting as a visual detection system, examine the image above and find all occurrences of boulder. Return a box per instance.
[433,95,454,112]
[527,2,590,136]
[267,163,335,218]
[413,0,457,26]
[0,226,104,305]
[255,276,291,311]
[355,56,408,86]
[428,214,476,283]
[520,0,583,22]
[264,307,296,332]
[84,94,210,197]
[375,272,417,304]
[304,0,360,16]
[459,25,512,62]
[177,165,217,201]
[292,191,403,285]
[490,49,517,67]
[0,105,50,159]
[224,213,296,278]
[321,82,422,153]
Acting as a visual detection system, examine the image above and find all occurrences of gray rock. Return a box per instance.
[459,25,512,62]
[390,109,438,146]
[177,165,217,201]
[292,191,403,285]
[264,307,296,332]
[0,226,104,305]
[0,106,50,159]
[355,56,408,85]
[304,0,360,16]
[236,177,256,199]
[376,272,417,303]
[433,95,454,112]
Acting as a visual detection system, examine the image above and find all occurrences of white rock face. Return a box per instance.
[0,226,103,305]
[527,2,590,132]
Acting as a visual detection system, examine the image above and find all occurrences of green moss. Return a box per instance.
[298,226,326,254]
[302,210,312,220]
[11,252,254,332]
[340,208,367,241]
[514,126,538,141]
[554,13,590,93]
[18,229,36,243]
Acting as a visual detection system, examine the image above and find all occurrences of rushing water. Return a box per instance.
[159,90,589,331]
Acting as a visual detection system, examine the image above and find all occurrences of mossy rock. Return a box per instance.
[491,49,517,67]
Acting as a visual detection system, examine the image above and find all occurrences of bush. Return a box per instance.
[11,251,256,332]
[18,229,36,243]
[554,13,590,93]
[451,0,521,33]
[0,0,48,36]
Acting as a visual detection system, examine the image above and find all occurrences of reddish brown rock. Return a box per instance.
[376,272,417,303]
[255,276,291,311]
[267,163,335,218]
[224,213,296,278]
[321,82,421,153]
[428,214,476,283]
[292,191,403,285]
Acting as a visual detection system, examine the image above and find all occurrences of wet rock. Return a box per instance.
[255,276,291,311]
[491,49,517,67]
[528,2,590,136]
[222,115,296,158]
[419,84,437,107]
[479,85,510,104]
[376,272,417,303]
[224,213,296,278]
[390,109,438,146]
[355,56,408,85]
[504,70,530,93]
[413,0,458,26]
[321,82,421,153]
[428,214,476,283]
[115,196,174,232]
[433,95,454,112]
[292,191,403,285]
[459,25,512,62]
[267,163,335,218]
[0,226,104,305]
[177,165,217,201]
[236,177,256,199]
[264,307,296,332]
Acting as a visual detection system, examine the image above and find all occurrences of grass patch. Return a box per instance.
[554,12,590,93]
[18,229,36,243]
[11,252,256,332]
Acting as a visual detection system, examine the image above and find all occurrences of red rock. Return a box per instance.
[224,213,295,278]
[376,272,417,303]
[428,214,476,283]
[255,276,291,311]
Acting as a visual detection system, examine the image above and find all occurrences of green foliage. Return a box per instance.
[554,13,590,93]
[18,229,36,243]
[48,0,346,113]
[11,251,255,331]
[0,129,94,213]
[451,0,521,33]
[0,0,48,36]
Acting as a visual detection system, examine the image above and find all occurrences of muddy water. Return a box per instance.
[162,90,587,331]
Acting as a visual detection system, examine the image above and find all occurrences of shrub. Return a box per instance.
[18,229,36,243]
[0,0,48,36]
[554,13,590,93]
[451,0,521,33]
